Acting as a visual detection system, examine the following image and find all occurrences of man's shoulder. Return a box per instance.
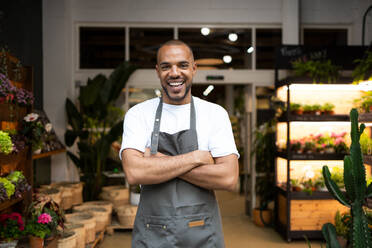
[127,97,160,115]
[193,96,227,115]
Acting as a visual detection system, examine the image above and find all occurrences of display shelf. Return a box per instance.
[364,155,372,166]
[32,148,66,160]
[0,193,26,212]
[277,185,336,200]
[278,114,349,122]
[359,113,372,122]
[276,151,346,160]
[275,76,353,88]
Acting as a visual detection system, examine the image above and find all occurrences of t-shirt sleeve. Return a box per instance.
[119,108,149,160]
[208,107,240,158]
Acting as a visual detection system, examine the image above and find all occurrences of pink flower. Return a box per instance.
[321,144,326,148]
[335,137,344,145]
[315,134,323,139]
[37,213,52,224]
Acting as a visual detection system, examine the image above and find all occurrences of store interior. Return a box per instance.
[1,0,372,247]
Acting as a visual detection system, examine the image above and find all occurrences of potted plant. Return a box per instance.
[352,50,372,83]
[251,119,276,227]
[334,210,350,248]
[65,62,136,201]
[0,212,24,248]
[21,113,46,154]
[290,103,302,115]
[354,91,372,113]
[321,102,335,115]
[290,179,302,192]
[313,104,322,115]
[292,59,340,83]
[25,195,65,248]
[290,140,302,153]
[303,104,314,115]
[0,131,13,155]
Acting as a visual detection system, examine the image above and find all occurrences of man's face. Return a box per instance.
[156,44,196,105]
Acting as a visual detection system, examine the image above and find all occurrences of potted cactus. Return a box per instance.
[322,109,372,248]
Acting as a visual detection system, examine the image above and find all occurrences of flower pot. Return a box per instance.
[337,236,347,248]
[252,208,272,227]
[29,236,44,248]
[0,240,18,248]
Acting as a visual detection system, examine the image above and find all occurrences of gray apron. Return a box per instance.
[131,97,225,248]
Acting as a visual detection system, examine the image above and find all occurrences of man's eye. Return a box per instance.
[161,65,170,70]
[180,63,189,69]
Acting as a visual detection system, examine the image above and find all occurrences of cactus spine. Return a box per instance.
[322,109,372,248]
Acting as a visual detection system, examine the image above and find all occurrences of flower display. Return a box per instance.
[0,73,33,106]
[285,131,349,154]
[0,212,24,242]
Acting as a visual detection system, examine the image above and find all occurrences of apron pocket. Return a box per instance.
[175,214,216,248]
[142,215,175,248]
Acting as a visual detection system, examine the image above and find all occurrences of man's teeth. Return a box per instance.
[169,82,183,86]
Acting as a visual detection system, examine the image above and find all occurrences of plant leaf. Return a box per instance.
[322,166,350,207]
[321,223,341,248]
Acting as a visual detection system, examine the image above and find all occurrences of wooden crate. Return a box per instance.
[278,194,348,231]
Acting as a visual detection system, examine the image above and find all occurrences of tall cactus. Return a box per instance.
[322,108,372,248]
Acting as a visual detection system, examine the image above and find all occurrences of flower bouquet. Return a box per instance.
[0,212,24,248]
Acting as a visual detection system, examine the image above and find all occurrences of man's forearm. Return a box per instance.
[179,154,239,191]
[122,149,213,185]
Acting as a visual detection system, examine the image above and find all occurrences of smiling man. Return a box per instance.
[120,40,239,248]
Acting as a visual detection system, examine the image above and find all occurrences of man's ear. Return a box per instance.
[192,62,197,76]
[155,64,161,78]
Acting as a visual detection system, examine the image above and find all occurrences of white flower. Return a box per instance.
[24,113,39,122]
[45,123,53,133]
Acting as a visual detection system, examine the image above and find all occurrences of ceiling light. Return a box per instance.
[247,46,254,53]
[228,33,238,42]
[201,27,210,36]
[203,85,214,96]
[223,55,232,64]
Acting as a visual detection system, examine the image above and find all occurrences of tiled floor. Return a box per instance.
[101,191,324,247]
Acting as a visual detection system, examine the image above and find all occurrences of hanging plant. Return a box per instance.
[292,59,341,83]
[352,50,372,83]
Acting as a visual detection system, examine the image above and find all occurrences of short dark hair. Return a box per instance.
[157,39,194,63]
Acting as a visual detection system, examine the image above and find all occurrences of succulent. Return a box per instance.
[322,109,372,248]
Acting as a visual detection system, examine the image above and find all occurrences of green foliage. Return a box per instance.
[322,109,372,248]
[65,62,136,200]
[290,103,301,111]
[352,51,372,83]
[292,59,341,84]
[354,91,372,113]
[0,130,13,154]
[360,133,372,155]
[334,210,351,239]
[6,171,25,183]
[322,223,342,248]
[321,103,335,112]
[25,217,51,239]
[252,119,276,210]
[0,178,15,198]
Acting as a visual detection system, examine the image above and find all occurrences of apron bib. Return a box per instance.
[131,97,225,248]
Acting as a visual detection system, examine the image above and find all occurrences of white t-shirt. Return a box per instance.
[119,96,239,159]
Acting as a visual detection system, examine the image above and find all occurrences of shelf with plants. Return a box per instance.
[0,50,34,213]
[273,78,371,241]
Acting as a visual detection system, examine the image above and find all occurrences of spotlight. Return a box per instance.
[223,55,232,64]
[247,46,254,53]
[201,27,210,36]
[203,85,214,96]
[228,33,238,42]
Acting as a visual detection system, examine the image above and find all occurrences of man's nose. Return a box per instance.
[169,65,180,77]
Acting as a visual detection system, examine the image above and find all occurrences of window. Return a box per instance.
[256,29,282,69]
[129,28,173,68]
[80,27,125,69]
[303,28,347,46]
[178,28,252,69]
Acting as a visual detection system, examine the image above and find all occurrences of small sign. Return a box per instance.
[206,75,224,81]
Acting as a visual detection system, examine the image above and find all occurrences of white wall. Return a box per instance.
[43,0,372,182]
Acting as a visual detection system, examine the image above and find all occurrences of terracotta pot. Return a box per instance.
[29,236,44,248]
[252,208,272,227]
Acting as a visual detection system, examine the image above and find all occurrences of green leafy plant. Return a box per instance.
[290,103,302,113]
[334,210,351,240]
[292,59,341,84]
[354,91,372,113]
[25,195,65,239]
[322,103,335,113]
[65,62,136,200]
[352,50,372,83]
[0,178,15,199]
[360,133,372,155]
[0,212,24,242]
[252,119,276,211]
[0,130,13,154]
[322,109,372,248]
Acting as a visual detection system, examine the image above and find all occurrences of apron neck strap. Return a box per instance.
[150,96,196,155]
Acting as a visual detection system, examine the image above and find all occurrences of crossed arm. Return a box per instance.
[121,148,239,191]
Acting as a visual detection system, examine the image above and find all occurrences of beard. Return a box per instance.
[161,83,191,103]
